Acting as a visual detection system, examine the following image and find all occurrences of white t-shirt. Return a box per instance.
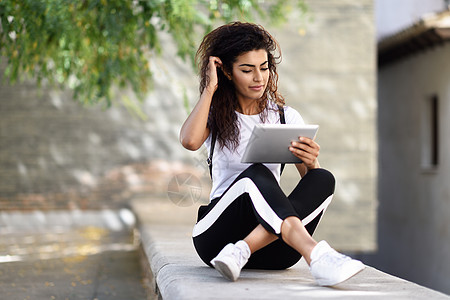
[205,105,305,200]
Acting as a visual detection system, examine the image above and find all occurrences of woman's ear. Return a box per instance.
[220,66,232,80]
[224,71,232,80]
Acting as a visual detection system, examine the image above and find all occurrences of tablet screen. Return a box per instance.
[241,124,319,163]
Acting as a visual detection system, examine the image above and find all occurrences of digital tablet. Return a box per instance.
[241,124,319,163]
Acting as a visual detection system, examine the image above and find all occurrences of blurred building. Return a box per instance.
[376,7,450,294]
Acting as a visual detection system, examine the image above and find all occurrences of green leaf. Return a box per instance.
[0,0,308,109]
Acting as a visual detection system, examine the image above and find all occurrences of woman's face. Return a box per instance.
[230,49,269,103]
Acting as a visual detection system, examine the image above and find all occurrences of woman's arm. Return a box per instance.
[179,89,213,151]
[179,56,222,151]
[295,160,320,177]
[290,137,320,177]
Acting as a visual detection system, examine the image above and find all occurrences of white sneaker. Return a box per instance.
[309,240,365,286]
[210,241,250,281]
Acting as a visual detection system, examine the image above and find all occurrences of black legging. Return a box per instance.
[192,163,335,270]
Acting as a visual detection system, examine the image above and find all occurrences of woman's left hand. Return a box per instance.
[289,137,320,170]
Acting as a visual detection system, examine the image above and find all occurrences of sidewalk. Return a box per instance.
[0,209,148,300]
[132,197,450,300]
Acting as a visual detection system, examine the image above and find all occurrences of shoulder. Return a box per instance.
[282,105,305,125]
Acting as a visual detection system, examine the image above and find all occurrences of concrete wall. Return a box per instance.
[274,0,377,251]
[377,43,450,294]
[0,1,377,252]
[0,34,199,209]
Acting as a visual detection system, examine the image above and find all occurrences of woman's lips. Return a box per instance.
[249,85,264,91]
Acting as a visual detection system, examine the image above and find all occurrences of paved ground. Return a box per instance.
[0,210,148,300]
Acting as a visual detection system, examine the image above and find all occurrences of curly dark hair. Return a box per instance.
[196,22,285,151]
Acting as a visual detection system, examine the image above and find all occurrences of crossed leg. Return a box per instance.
[244,217,317,265]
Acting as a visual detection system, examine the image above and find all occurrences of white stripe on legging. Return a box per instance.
[300,194,333,226]
[192,178,283,237]
[192,178,333,238]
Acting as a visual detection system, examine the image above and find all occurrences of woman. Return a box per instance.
[179,22,364,286]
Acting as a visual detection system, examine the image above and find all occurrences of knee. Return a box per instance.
[281,216,301,237]
[243,163,275,181]
[308,168,335,195]
[247,163,271,174]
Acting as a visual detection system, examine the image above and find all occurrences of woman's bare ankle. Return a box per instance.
[243,224,278,253]
[280,217,317,265]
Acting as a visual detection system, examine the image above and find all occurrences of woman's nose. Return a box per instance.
[254,70,263,82]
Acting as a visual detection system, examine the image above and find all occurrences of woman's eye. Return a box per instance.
[242,70,252,73]
[261,67,269,71]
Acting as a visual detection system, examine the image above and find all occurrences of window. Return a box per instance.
[421,94,439,169]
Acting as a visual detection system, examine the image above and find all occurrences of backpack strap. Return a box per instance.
[278,105,286,175]
[207,105,286,179]
[207,129,216,179]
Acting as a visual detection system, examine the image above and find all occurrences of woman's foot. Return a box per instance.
[210,240,251,281]
[309,240,365,286]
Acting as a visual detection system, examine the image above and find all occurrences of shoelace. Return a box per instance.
[232,247,248,268]
[319,249,352,266]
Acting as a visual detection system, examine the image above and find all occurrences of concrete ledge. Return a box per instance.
[132,200,450,300]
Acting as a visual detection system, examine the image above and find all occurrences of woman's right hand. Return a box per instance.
[180,56,222,151]
[205,56,223,94]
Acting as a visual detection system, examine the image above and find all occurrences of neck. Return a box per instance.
[237,99,261,115]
